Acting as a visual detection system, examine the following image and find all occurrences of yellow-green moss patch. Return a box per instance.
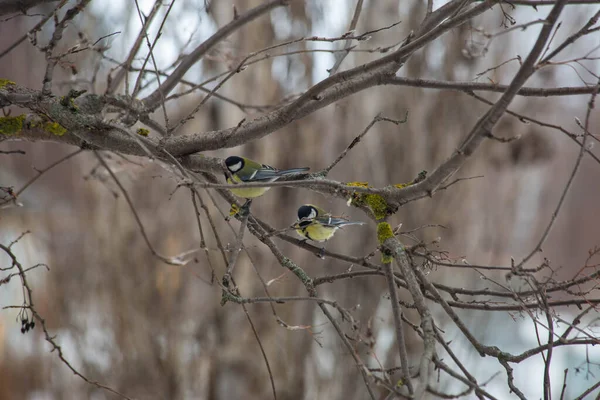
[377,222,394,243]
[136,128,149,136]
[60,95,78,111]
[346,181,370,189]
[0,79,16,89]
[365,194,389,220]
[346,181,392,220]
[394,171,428,189]
[44,122,67,136]
[0,115,25,135]
[377,222,395,263]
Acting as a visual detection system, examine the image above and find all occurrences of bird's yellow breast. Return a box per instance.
[297,223,338,242]
[227,176,271,199]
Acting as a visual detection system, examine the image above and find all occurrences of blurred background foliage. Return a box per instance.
[1,0,599,399]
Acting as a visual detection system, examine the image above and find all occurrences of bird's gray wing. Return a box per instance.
[250,167,280,181]
[317,216,365,227]
[250,165,308,181]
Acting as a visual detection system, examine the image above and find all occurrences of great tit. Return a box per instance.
[225,156,309,206]
[295,204,365,243]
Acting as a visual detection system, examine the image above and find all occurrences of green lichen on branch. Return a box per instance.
[394,170,428,189]
[346,181,370,189]
[281,257,314,290]
[60,95,79,112]
[220,289,243,306]
[59,89,86,112]
[365,193,391,220]
[0,79,16,89]
[0,115,25,135]
[136,128,149,136]
[377,222,395,263]
[44,122,67,136]
[346,181,395,220]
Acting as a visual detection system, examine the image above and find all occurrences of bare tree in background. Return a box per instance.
[1,0,600,399]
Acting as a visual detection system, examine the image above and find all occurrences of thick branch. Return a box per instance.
[157,0,499,155]
[0,0,577,219]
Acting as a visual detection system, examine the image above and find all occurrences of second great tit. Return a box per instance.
[225,156,309,207]
[295,204,365,243]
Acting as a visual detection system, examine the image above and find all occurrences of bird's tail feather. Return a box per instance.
[336,221,366,226]
[322,218,366,227]
[276,167,310,176]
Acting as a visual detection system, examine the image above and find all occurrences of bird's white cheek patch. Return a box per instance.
[308,209,317,219]
[228,161,242,172]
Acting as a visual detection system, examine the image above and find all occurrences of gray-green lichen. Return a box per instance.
[377,222,395,263]
[0,115,25,135]
[346,181,394,220]
[0,79,16,89]
[44,122,67,136]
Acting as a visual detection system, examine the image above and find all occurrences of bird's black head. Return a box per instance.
[297,205,317,221]
[225,156,244,172]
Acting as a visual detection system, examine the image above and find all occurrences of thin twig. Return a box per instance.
[383,76,600,96]
[132,0,173,131]
[433,358,499,400]
[0,0,69,60]
[106,0,162,94]
[41,0,92,95]
[239,300,278,400]
[515,76,599,269]
[94,151,183,266]
[328,0,364,75]
[143,0,288,109]
[540,10,600,64]
[573,379,600,400]
[559,369,568,400]
[322,112,408,175]
[382,260,414,395]
[465,91,600,166]
[0,149,25,154]
[0,149,83,207]
[0,242,132,400]
[221,211,249,299]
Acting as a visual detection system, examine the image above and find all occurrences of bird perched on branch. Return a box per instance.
[295,204,365,256]
[225,156,309,208]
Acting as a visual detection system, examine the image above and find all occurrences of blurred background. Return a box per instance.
[1,0,599,399]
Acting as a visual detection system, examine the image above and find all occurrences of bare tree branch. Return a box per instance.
[3,1,600,398]
[383,76,600,96]
[515,77,599,269]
